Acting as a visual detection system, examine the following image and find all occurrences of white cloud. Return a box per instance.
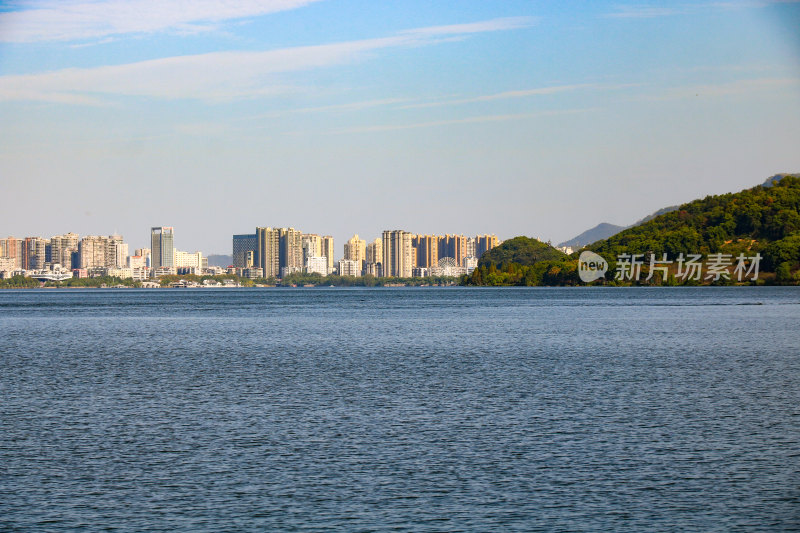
[402,84,600,109]
[603,5,683,18]
[0,17,537,104]
[333,108,594,135]
[0,0,323,43]
[652,77,800,100]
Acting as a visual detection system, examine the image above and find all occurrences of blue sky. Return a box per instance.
[1,0,799,254]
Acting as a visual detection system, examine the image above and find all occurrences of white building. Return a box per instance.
[106,267,133,279]
[131,267,150,281]
[306,256,328,276]
[338,259,361,277]
[174,250,205,269]
[463,256,478,273]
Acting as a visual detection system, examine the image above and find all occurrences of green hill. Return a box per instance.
[588,176,800,274]
[464,175,800,286]
[478,236,566,267]
[464,237,574,286]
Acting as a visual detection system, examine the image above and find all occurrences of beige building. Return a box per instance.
[79,236,108,269]
[302,234,323,261]
[343,234,366,268]
[413,234,439,268]
[475,234,500,258]
[174,250,204,269]
[382,230,413,278]
[256,227,281,279]
[22,237,48,270]
[365,238,382,277]
[280,227,303,276]
[321,235,335,273]
[107,235,128,269]
[50,233,79,269]
[0,237,22,268]
[439,234,467,267]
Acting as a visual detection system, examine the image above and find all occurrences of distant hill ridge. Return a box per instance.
[587,175,800,272]
[558,173,800,249]
[557,205,680,249]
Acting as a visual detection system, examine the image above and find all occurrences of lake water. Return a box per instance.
[1,287,798,531]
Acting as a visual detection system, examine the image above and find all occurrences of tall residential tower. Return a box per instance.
[151,227,174,269]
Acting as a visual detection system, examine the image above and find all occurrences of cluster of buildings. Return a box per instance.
[0,225,501,282]
[0,227,216,281]
[232,228,500,278]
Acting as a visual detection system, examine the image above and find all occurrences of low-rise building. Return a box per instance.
[306,256,328,276]
[338,259,361,277]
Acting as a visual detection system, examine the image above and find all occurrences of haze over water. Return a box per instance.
[1,287,799,531]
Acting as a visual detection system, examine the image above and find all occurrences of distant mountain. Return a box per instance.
[207,254,232,267]
[557,223,625,249]
[630,205,680,226]
[763,173,799,188]
[588,175,800,272]
[558,206,680,249]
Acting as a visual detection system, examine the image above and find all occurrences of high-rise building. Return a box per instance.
[413,234,439,268]
[107,234,128,268]
[365,237,382,277]
[382,230,413,278]
[22,237,47,270]
[135,248,151,268]
[344,234,366,270]
[466,237,476,258]
[280,228,303,276]
[151,227,174,269]
[302,234,322,261]
[321,235,335,272]
[232,233,257,269]
[256,227,280,279]
[475,234,500,258]
[439,234,467,267]
[50,233,79,269]
[365,238,382,265]
[1,237,22,268]
[79,235,108,269]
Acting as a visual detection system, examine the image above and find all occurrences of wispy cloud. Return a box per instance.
[650,77,800,100]
[0,17,536,104]
[402,83,637,109]
[603,0,800,18]
[603,5,684,18]
[0,0,323,43]
[333,108,594,135]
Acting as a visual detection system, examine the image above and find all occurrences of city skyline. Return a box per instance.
[1,1,799,253]
[1,225,503,275]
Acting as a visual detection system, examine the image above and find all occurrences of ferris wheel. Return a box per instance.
[433,257,459,277]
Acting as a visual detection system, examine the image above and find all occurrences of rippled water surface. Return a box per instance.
[1,287,799,531]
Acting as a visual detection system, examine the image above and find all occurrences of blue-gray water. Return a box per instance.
[1,287,798,531]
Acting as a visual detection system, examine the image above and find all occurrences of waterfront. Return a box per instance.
[1,287,798,531]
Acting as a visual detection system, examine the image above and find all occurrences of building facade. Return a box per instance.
[232,233,257,269]
[306,256,328,276]
[338,259,361,277]
[475,234,500,259]
[343,234,366,270]
[321,235,335,273]
[151,227,174,269]
[412,234,439,268]
[256,227,280,279]
[382,230,413,278]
